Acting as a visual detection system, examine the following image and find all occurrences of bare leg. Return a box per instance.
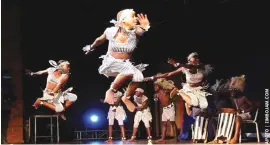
[156,121,167,143]
[229,116,241,144]
[127,128,138,142]
[122,82,139,112]
[64,100,73,109]
[170,121,177,140]
[146,127,152,138]
[178,92,192,106]
[105,74,132,104]
[105,125,113,143]
[120,125,126,141]
[33,98,42,109]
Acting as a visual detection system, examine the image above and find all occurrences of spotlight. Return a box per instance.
[90,115,98,122]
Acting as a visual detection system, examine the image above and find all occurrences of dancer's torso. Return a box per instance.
[45,67,66,92]
[134,95,148,109]
[156,89,172,107]
[105,27,138,60]
[184,68,204,87]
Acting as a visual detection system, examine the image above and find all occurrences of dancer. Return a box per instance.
[105,91,127,142]
[127,88,152,142]
[153,77,178,143]
[82,9,150,112]
[26,60,77,120]
[145,52,213,109]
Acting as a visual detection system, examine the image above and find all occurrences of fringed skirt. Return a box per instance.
[98,54,148,82]
[179,83,211,109]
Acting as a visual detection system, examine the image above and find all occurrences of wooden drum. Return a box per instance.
[214,108,236,143]
[192,115,209,143]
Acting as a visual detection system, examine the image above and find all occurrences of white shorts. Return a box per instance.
[133,107,152,128]
[162,103,175,122]
[107,106,126,126]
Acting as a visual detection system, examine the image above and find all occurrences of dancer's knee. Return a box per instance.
[55,105,64,112]
[131,71,144,82]
[118,119,124,126]
[144,121,150,128]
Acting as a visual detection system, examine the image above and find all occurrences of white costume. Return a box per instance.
[178,53,212,109]
[107,91,126,125]
[39,61,77,112]
[133,94,152,128]
[162,103,176,121]
[96,9,149,83]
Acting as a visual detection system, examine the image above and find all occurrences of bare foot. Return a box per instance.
[104,139,113,143]
[104,89,115,104]
[56,112,66,120]
[155,138,165,143]
[228,138,238,144]
[127,136,136,142]
[32,98,41,109]
[208,140,218,144]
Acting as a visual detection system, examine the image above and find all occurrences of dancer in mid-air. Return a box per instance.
[145,52,213,109]
[82,9,150,112]
[26,60,77,120]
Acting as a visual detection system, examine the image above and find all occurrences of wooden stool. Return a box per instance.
[29,115,59,143]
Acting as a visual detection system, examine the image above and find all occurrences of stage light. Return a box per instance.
[90,115,98,122]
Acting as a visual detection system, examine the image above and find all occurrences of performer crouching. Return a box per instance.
[26,60,77,120]
[127,88,152,142]
[106,91,127,143]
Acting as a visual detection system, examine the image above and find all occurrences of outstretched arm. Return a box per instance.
[25,68,49,76]
[82,31,107,54]
[150,67,185,81]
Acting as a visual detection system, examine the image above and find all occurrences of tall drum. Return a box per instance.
[192,115,209,143]
[215,108,236,143]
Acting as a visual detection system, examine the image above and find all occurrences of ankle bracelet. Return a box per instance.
[147,136,152,139]
[122,137,126,140]
[108,137,113,140]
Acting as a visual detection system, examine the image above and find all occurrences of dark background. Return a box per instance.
[2,0,270,142]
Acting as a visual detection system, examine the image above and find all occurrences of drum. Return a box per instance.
[214,108,236,143]
[192,115,209,143]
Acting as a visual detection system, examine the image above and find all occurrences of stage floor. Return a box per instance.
[60,139,263,144]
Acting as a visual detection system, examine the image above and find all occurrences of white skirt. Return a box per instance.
[179,83,211,109]
[98,54,148,82]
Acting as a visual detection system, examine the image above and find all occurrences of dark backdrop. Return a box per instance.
[14,0,270,141]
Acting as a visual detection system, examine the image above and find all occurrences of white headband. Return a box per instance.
[187,52,198,60]
[135,88,144,93]
[110,9,134,27]
[59,61,70,66]
[49,60,70,68]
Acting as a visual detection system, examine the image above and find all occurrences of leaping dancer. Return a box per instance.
[82,9,150,112]
[26,60,77,120]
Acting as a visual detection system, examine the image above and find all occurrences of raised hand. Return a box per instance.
[82,45,94,55]
[25,69,35,76]
[137,13,150,29]
[167,58,177,66]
